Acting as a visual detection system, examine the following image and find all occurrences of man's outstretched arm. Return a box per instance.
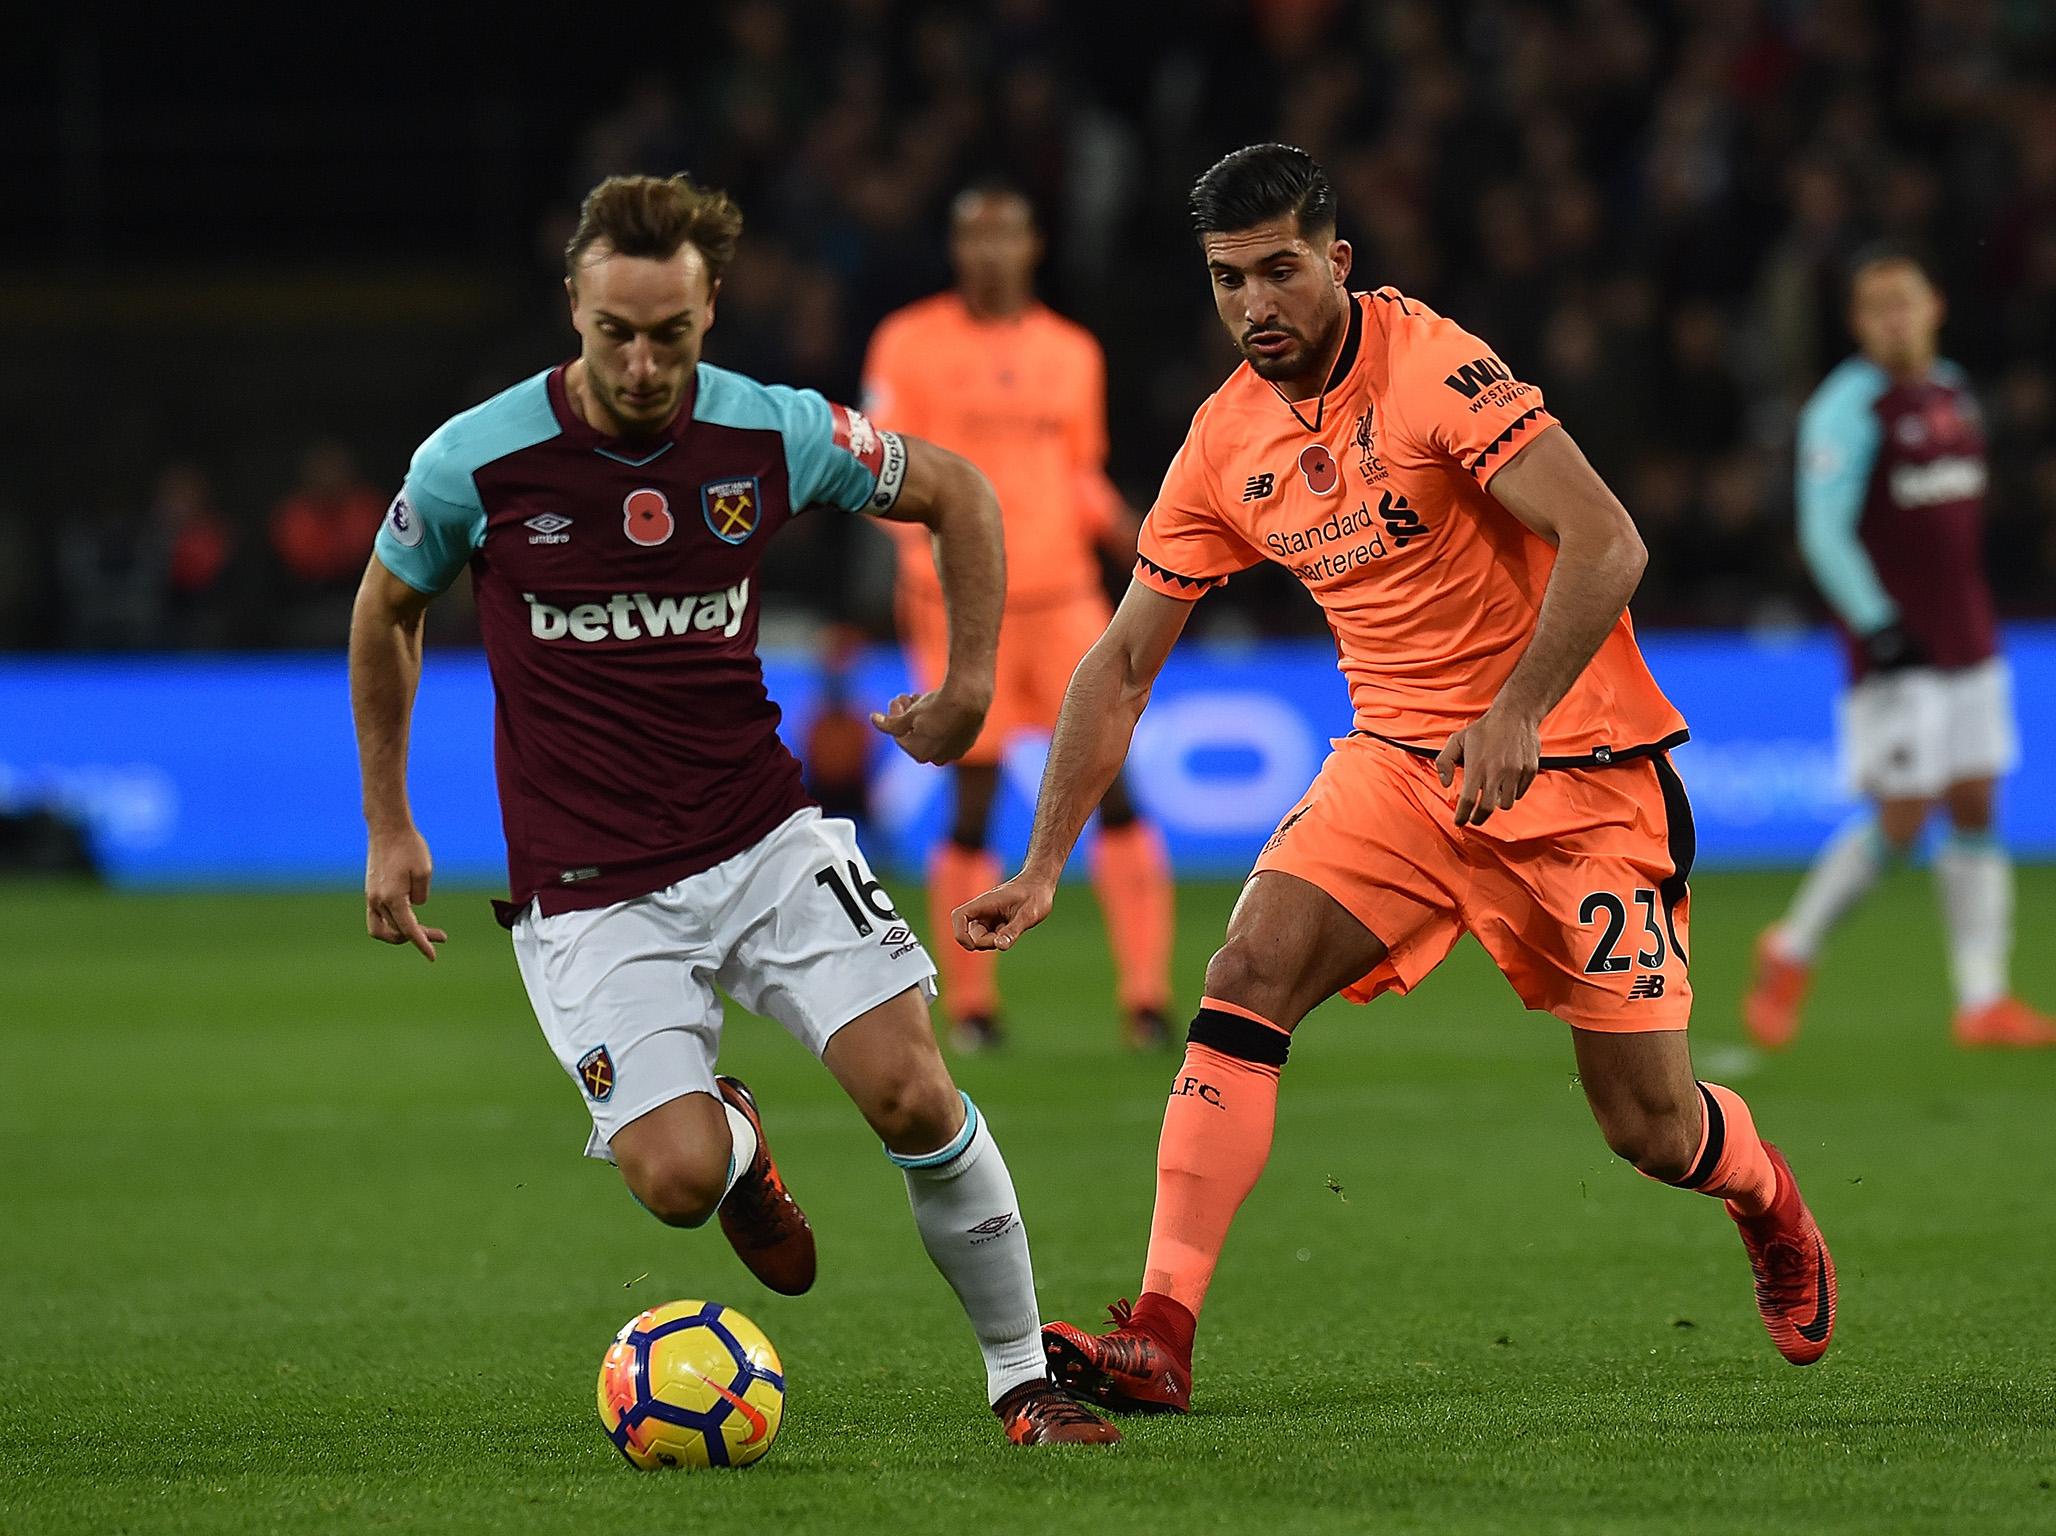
[954,579,1193,952]
[349,555,448,961]
[868,435,1004,765]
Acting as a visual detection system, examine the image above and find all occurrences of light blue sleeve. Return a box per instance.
[695,366,900,515]
[374,435,488,595]
[1795,363,1896,634]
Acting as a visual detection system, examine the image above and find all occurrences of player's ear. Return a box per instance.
[1327,238,1353,288]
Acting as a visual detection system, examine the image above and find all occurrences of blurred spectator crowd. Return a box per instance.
[16,0,2056,650]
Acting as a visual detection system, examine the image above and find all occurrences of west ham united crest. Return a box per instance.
[701,476,760,544]
[623,487,675,547]
[577,1045,615,1102]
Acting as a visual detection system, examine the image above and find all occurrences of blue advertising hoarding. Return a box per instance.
[1,628,2050,887]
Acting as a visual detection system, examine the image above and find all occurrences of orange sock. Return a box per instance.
[1674,1081,1779,1217]
[1089,820,1174,1012]
[929,842,1002,1021]
[1139,999,1289,1320]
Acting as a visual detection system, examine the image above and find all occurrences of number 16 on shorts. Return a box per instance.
[815,859,899,936]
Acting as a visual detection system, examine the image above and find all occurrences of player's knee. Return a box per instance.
[1202,941,1292,1021]
[1597,1108,1699,1183]
[866,1067,964,1155]
[1876,801,1930,854]
[623,1155,727,1229]
[1945,783,1995,833]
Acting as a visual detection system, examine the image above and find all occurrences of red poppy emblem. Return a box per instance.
[1299,444,1340,495]
[623,488,674,546]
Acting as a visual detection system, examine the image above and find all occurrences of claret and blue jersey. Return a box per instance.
[1795,354,1997,680]
[373,362,903,921]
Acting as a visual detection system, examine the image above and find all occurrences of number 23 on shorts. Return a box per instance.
[1579,886,1682,998]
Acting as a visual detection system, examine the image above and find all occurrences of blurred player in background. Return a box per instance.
[958,145,1836,1413]
[863,185,1175,1053]
[348,174,1114,1447]
[1745,252,2054,1050]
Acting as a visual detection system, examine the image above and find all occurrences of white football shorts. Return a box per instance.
[1841,656,2019,800]
[510,808,937,1161]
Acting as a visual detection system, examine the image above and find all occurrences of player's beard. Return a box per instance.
[1239,296,1344,387]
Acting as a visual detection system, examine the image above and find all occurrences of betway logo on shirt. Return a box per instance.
[523,581,750,642]
[1889,456,1986,508]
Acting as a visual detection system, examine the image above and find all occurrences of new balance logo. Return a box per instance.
[523,580,750,642]
[1444,356,1513,399]
[1242,473,1275,501]
[1627,975,1667,1000]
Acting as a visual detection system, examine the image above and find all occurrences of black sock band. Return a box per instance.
[1187,1006,1290,1067]
[1674,1082,1724,1189]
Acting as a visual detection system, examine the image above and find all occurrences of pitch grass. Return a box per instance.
[3,871,2053,1535]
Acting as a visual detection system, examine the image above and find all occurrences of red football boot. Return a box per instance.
[1743,930,1811,1050]
[993,1380,1121,1446]
[1953,997,2056,1048]
[1042,1295,1194,1413]
[715,1076,817,1296]
[1730,1143,1836,1366]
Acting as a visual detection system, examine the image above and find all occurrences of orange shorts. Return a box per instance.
[899,586,1112,767]
[1254,736,1695,1032]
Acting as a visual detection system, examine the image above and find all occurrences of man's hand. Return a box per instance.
[871,685,990,765]
[365,825,448,961]
[1862,621,1929,673]
[1435,705,1541,827]
[952,870,1056,953]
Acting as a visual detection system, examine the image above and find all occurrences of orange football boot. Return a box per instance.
[993,1381,1121,1446]
[1730,1143,1836,1366]
[715,1075,817,1296]
[1042,1296,1194,1414]
[1743,930,1811,1050]
[1953,997,2056,1048]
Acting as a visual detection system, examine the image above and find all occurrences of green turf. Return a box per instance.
[3,869,2053,1534]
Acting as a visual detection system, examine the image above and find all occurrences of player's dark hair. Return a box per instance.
[1188,144,1336,241]
[565,173,744,284]
[1847,243,1935,293]
[950,177,1039,229]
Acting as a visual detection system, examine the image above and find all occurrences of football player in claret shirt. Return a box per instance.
[1745,250,2052,1050]
[863,186,1175,1053]
[956,145,1838,1413]
[347,174,1114,1448]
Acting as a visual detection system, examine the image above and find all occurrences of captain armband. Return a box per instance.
[866,428,908,513]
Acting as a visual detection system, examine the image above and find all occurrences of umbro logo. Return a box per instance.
[1627,974,1668,1000]
[525,512,572,545]
[1242,473,1275,501]
[967,1213,1017,1244]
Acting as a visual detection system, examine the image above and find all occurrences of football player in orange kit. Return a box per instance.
[864,185,1175,1052]
[955,145,1838,1411]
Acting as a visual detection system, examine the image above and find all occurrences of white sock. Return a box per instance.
[889,1093,1046,1405]
[1776,815,1890,962]
[720,1099,758,1202]
[1935,830,2013,1010]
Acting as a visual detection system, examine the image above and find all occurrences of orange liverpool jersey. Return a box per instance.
[1138,289,1686,762]
[863,294,1118,606]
